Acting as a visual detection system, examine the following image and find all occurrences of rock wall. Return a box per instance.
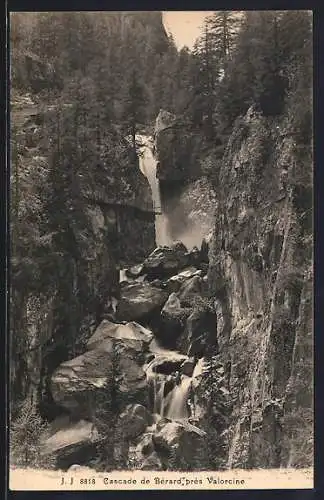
[207,107,313,468]
[154,109,201,185]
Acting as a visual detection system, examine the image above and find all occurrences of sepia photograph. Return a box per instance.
[8,10,313,490]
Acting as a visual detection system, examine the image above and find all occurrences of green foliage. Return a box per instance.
[10,398,55,469]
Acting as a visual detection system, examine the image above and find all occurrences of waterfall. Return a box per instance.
[136,134,171,247]
[165,375,192,420]
[144,337,209,422]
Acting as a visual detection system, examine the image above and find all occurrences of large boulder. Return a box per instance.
[41,419,101,470]
[87,320,153,353]
[115,282,169,321]
[143,242,191,278]
[152,418,208,469]
[177,275,205,305]
[165,267,203,294]
[186,307,218,347]
[180,358,196,377]
[160,293,191,342]
[51,339,148,415]
[117,404,152,440]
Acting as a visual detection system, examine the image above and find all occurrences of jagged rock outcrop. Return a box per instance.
[154,109,200,183]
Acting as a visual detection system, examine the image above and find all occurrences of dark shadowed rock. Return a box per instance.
[180,358,196,377]
[186,307,218,344]
[126,264,144,279]
[160,293,191,341]
[143,242,190,278]
[141,451,163,470]
[41,419,101,470]
[115,282,169,321]
[118,404,152,440]
[152,418,208,469]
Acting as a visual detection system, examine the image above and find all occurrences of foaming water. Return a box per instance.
[136,135,171,247]
[165,375,192,420]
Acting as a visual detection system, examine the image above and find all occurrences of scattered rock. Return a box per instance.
[165,267,203,294]
[129,432,155,467]
[160,293,191,341]
[115,282,169,321]
[177,275,205,305]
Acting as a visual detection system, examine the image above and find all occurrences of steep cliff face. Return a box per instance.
[154,109,202,186]
[207,107,313,468]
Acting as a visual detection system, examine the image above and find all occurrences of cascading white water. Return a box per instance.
[145,335,209,422]
[165,375,192,420]
[119,269,128,283]
[136,134,171,247]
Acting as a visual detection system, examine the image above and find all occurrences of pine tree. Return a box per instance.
[121,68,147,152]
[206,11,241,72]
[90,339,128,471]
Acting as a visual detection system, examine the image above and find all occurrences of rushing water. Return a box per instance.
[165,375,192,420]
[136,134,171,247]
[144,337,209,421]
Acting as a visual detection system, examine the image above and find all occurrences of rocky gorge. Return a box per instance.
[26,107,312,472]
[10,11,313,475]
